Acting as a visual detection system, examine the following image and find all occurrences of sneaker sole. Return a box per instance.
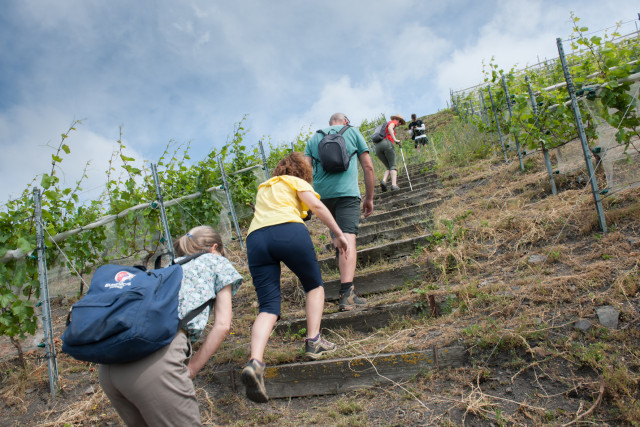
[241,369,269,403]
[305,347,337,360]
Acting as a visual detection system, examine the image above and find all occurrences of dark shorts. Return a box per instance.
[246,222,323,316]
[321,196,361,236]
[414,135,428,148]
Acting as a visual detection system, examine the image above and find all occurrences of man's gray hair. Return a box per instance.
[329,113,347,125]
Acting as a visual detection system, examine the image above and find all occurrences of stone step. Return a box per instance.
[210,345,467,399]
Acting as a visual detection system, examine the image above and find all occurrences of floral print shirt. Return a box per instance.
[176,253,243,341]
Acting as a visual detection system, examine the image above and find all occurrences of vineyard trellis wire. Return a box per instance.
[449,15,640,235]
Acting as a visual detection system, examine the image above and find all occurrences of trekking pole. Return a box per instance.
[399,145,413,191]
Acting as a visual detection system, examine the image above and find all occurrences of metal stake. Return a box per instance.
[217,156,245,249]
[526,76,557,194]
[258,140,270,180]
[487,86,509,162]
[557,38,606,233]
[151,163,175,262]
[33,188,59,399]
[501,75,524,171]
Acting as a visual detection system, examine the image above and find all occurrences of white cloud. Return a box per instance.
[0,106,144,204]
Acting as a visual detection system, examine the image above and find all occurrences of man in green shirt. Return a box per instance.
[304,113,375,311]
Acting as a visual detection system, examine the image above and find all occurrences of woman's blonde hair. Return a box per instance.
[173,225,225,257]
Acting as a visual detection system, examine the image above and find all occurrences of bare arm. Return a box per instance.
[388,122,400,143]
[188,285,232,379]
[358,152,375,218]
[297,190,349,257]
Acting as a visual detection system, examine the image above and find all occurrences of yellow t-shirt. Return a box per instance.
[247,175,320,236]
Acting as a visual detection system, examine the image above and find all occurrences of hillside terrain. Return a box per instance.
[1,111,640,426]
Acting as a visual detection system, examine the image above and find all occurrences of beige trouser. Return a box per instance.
[98,332,201,427]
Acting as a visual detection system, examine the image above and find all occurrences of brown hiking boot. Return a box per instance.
[339,285,367,311]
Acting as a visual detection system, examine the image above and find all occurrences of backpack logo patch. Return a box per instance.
[105,271,136,289]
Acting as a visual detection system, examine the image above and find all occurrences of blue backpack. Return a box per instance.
[61,253,210,364]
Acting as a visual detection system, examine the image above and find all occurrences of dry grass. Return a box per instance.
[2,116,640,425]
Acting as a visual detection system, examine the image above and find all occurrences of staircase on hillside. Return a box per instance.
[210,161,468,399]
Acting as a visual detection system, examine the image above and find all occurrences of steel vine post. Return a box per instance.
[487,86,509,163]
[501,75,524,171]
[217,156,245,249]
[151,163,175,262]
[258,140,270,180]
[33,188,59,400]
[526,76,557,194]
[556,38,607,233]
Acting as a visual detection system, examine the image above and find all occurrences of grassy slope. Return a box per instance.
[2,110,640,426]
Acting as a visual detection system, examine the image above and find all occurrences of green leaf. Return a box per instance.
[61,144,71,154]
[17,237,33,253]
[52,154,63,163]
[579,26,588,32]
[41,174,53,190]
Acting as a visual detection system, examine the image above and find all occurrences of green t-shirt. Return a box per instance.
[304,125,369,199]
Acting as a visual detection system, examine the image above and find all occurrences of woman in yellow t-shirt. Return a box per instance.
[241,152,349,404]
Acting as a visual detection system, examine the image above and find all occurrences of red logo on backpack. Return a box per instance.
[115,271,136,282]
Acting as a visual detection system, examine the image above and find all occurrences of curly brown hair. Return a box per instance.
[272,152,313,183]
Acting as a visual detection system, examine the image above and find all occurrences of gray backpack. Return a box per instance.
[371,122,388,143]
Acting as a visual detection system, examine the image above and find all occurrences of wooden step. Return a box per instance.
[322,261,438,301]
[318,234,434,272]
[275,298,446,335]
[374,189,440,213]
[210,345,467,399]
[374,176,441,201]
[361,198,443,226]
[358,211,430,237]
[323,220,432,253]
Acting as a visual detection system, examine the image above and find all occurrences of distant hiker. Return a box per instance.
[304,112,375,311]
[408,113,428,152]
[375,114,405,192]
[242,152,349,403]
[98,226,243,427]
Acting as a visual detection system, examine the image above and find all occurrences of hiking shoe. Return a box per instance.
[241,359,269,403]
[390,185,400,191]
[380,180,388,192]
[339,285,367,311]
[305,335,337,360]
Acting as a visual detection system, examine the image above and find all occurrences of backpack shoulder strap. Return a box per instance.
[316,129,327,136]
[337,125,351,135]
[175,252,207,265]
[178,297,215,330]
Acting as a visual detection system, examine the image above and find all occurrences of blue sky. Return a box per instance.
[1,0,638,204]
